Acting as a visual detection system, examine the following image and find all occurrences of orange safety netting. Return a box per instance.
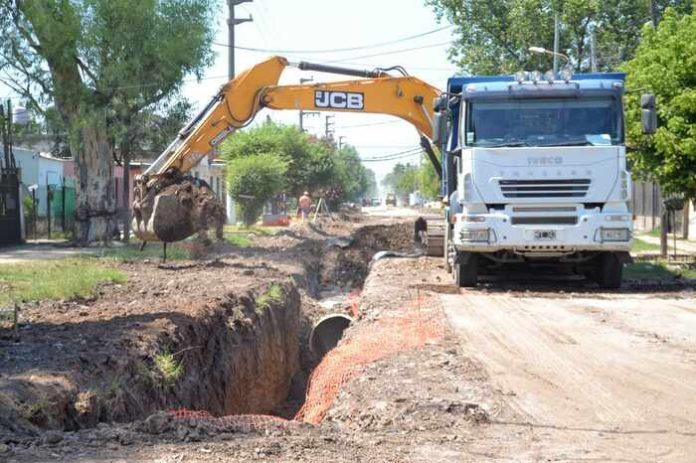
[167,291,443,428]
[296,294,443,424]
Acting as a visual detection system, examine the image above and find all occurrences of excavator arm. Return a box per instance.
[133,56,442,243]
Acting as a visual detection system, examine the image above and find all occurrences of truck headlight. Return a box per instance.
[601,227,630,242]
[460,228,489,242]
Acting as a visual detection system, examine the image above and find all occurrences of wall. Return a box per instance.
[13,147,39,186]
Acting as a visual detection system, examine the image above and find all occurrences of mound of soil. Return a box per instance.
[0,260,299,439]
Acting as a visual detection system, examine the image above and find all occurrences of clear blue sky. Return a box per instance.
[182,0,458,185]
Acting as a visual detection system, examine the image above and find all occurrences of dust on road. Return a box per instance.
[442,286,696,462]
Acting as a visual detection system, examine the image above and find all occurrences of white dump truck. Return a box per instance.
[434,71,640,288]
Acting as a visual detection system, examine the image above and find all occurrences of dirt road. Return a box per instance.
[442,287,696,461]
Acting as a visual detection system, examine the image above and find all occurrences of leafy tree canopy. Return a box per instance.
[426,0,692,74]
[623,8,696,200]
[383,160,440,200]
[0,0,216,242]
[224,153,288,226]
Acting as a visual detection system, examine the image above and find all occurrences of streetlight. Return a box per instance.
[529,46,572,80]
[528,46,570,65]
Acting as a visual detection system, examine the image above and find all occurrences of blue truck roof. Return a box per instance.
[447,72,626,94]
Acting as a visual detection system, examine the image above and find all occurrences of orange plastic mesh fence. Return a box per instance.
[347,289,361,318]
[295,293,443,424]
[167,291,443,428]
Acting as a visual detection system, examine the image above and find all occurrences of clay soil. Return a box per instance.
[3,213,695,462]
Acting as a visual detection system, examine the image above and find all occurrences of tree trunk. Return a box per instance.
[73,119,117,245]
[122,145,132,243]
[683,206,689,240]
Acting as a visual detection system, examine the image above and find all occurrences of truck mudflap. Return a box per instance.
[614,251,633,264]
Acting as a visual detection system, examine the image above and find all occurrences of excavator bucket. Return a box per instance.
[132,177,224,243]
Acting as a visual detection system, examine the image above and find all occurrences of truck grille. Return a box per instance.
[511,216,578,225]
[499,179,590,198]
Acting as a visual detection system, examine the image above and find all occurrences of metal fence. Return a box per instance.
[24,182,76,239]
[0,170,21,245]
[632,180,689,237]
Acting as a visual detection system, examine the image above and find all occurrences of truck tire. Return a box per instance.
[597,252,623,289]
[454,253,478,287]
[443,223,452,273]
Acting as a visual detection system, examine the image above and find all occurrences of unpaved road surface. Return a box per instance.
[442,287,696,461]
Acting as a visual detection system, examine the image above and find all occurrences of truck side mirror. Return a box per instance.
[432,112,449,145]
[640,93,657,135]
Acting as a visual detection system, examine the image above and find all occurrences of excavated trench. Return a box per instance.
[0,221,415,441]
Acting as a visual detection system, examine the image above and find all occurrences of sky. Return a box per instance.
[1,0,459,189]
[180,0,459,187]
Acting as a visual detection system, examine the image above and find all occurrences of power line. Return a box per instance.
[353,144,419,149]
[338,119,404,129]
[324,61,457,72]
[325,41,451,63]
[361,153,422,163]
[360,147,423,162]
[211,25,452,54]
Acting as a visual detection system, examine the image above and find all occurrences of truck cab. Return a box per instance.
[442,71,632,288]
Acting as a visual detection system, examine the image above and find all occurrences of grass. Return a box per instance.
[223,225,280,248]
[224,233,252,248]
[0,258,126,306]
[153,350,183,386]
[647,227,662,238]
[631,238,662,253]
[224,225,281,236]
[624,261,696,280]
[255,284,284,311]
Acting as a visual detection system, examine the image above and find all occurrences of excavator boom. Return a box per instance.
[132,56,442,243]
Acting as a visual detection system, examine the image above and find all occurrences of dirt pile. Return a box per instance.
[0,261,300,439]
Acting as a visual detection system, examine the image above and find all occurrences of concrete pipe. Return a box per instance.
[309,313,354,358]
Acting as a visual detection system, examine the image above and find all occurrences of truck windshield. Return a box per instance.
[465,97,622,147]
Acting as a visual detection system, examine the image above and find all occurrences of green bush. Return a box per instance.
[224,153,287,226]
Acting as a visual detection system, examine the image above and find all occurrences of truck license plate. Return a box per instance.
[534,230,556,240]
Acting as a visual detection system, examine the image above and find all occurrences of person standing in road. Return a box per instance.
[298,191,312,222]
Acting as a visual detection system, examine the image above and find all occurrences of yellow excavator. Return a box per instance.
[132,56,444,252]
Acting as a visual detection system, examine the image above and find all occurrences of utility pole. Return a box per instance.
[299,77,319,132]
[225,0,252,225]
[325,115,335,140]
[227,0,252,79]
[650,0,659,27]
[553,12,560,74]
[338,136,347,150]
[589,23,598,72]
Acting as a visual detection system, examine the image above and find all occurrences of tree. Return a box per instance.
[382,163,420,197]
[418,160,440,199]
[330,145,372,203]
[0,0,215,243]
[224,153,288,226]
[222,122,337,199]
[426,0,692,74]
[623,8,696,200]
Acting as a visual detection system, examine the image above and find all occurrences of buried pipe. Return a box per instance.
[309,313,354,358]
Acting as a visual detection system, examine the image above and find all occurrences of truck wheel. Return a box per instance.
[597,252,623,289]
[443,224,452,273]
[454,254,478,287]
